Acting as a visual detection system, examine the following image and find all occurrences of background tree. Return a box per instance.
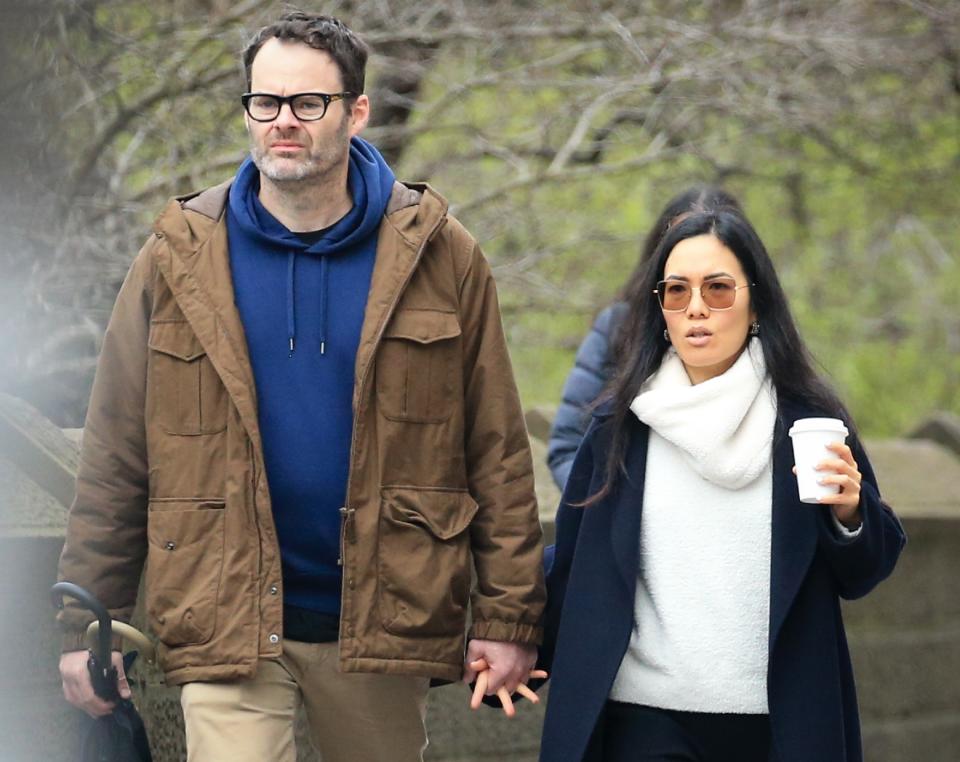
[1,0,957,435]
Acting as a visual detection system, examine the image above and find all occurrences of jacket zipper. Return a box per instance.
[337,211,447,574]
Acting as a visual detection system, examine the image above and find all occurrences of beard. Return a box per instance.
[249,113,351,183]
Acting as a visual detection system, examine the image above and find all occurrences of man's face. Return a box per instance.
[245,37,369,183]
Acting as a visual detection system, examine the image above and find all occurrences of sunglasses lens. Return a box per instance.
[702,278,737,309]
[658,281,690,310]
[657,278,743,310]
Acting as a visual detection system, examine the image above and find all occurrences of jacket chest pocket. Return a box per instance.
[375,310,461,423]
[148,321,228,435]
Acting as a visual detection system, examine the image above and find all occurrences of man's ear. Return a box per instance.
[348,94,371,137]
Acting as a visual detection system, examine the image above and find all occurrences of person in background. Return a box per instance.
[56,12,544,762]
[547,186,742,490]
[538,207,905,761]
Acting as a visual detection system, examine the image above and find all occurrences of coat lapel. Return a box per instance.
[610,418,649,595]
[151,193,265,461]
[769,400,819,649]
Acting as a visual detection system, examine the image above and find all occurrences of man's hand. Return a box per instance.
[60,649,130,718]
[462,639,546,717]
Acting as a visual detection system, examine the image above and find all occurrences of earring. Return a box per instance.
[750,321,760,336]
[663,329,670,342]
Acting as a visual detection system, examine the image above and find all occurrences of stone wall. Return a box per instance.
[840,436,960,760]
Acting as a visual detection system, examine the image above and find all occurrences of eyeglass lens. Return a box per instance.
[247,94,329,121]
[657,277,738,310]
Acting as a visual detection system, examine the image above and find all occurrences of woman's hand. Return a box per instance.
[815,441,863,528]
[462,644,548,717]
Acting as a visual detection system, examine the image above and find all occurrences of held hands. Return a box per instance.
[462,639,547,717]
[59,649,130,718]
[794,441,863,528]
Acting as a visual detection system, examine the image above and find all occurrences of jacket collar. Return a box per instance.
[592,396,616,419]
[151,183,263,459]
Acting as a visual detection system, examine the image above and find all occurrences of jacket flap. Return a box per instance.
[382,309,461,344]
[148,321,205,362]
[382,487,479,540]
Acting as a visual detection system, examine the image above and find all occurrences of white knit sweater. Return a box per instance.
[609,339,776,713]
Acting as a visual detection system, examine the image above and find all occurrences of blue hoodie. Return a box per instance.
[226,137,395,620]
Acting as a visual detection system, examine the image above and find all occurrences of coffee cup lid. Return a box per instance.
[788,417,848,438]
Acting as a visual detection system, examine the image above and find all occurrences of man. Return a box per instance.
[57,12,545,762]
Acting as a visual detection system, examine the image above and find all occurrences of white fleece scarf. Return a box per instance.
[629,338,776,490]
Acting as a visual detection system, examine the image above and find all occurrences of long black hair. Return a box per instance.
[588,208,850,505]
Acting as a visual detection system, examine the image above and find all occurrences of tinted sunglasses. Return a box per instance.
[654,276,753,312]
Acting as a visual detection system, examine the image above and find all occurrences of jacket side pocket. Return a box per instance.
[146,498,225,646]
[377,487,479,637]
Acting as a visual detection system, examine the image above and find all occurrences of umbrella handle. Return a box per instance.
[86,620,157,666]
[50,581,113,669]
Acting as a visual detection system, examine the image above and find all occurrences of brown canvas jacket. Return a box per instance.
[57,179,545,685]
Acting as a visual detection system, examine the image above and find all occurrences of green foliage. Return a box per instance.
[5,0,958,438]
[397,12,959,437]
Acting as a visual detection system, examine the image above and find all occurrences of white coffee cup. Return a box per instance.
[788,417,849,504]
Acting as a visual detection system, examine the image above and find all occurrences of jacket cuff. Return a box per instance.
[830,511,863,540]
[61,630,88,653]
[469,619,543,645]
[61,629,125,653]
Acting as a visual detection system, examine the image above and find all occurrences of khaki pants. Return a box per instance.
[180,640,430,762]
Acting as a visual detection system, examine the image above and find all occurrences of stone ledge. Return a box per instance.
[908,411,960,458]
[861,713,960,762]
[852,632,960,718]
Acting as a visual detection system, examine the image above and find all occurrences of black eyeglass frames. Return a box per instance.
[240,91,357,122]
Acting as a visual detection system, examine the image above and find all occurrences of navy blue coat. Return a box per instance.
[539,396,906,762]
[547,304,627,489]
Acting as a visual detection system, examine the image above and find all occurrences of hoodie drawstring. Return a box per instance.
[287,251,296,355]
[286,249,328,357]
[319,256,328,356]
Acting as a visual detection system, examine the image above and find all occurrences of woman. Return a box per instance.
[539,209,905,762]
[547,186,742,490]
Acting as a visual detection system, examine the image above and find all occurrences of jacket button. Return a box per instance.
[348,578,355,590]
[347,626,354,637]
[268,633,280,644]
[269,585,278,595]
[165,541,176,550]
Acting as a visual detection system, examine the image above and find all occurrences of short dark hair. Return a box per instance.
[242,11,368,95]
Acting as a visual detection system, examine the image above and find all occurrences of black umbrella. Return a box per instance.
[51,582,154,762]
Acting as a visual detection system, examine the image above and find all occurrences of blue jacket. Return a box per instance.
[539,396,906,762]
[547,303,627,489]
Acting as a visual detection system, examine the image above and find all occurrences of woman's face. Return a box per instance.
[660,233,756,385]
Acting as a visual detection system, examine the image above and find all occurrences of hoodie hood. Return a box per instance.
[227,136,396,255]
[226,136,395,354]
